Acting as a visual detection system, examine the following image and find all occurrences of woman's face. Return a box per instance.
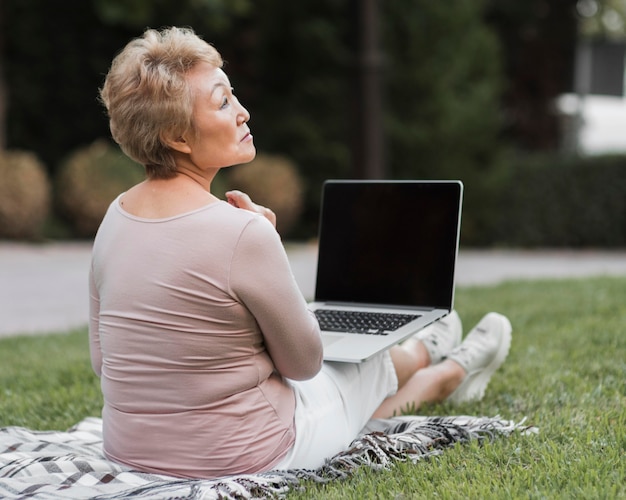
[182,62,255,170]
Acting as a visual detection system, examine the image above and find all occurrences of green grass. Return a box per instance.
[0,329,103,430]
[1,277,625,498]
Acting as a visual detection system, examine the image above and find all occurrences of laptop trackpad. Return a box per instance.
[322,335,343,348]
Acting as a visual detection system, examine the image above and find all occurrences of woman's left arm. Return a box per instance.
[230,215,323,381]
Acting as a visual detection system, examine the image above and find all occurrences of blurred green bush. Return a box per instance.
[220,153,305,237]
[0,150,51,240]
[54,140,144,237]
[214,149,626,247]
[217,150,626,248]
[3,141,621,248]
[483,153,626,248]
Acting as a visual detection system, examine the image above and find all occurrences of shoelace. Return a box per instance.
[450,327,494,367]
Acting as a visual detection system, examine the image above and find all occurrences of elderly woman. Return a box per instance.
[91,26,512,479]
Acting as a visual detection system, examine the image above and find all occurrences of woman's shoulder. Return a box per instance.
[217,202,275,228]
[181,201,279,251]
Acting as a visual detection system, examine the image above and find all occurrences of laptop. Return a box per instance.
[308,180,463,363]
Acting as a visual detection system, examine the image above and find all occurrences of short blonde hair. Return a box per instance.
[99,27,223,179]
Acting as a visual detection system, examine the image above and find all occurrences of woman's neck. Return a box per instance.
[175,170,213,192]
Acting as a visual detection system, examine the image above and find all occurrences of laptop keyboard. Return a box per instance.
[314,309,421,336]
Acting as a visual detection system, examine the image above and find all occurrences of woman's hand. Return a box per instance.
[226,190,277,228]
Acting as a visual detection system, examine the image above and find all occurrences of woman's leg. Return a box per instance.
[276,351,398,470]
[389,310,463,388]
[372,359,465,418]
[387,339,430,388]
[374,312,513,418]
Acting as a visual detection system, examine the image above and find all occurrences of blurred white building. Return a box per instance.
[557,38,626,155]
[558,93,626,154]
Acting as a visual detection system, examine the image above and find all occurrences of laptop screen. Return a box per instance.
[314,180,463,310]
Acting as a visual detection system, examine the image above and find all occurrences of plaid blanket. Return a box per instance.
[0,416,535,499]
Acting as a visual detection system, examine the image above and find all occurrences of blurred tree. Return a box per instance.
[2,0,563,240]
[484,0,579,151]
[0,0,6,150]
[232,0,355,236]
[382,0,504,244]
[91,0,252,33]
[382,0,503,181]
[3,0,135,172]
[577,0,626,39]
[353,0,385,179]
[2,0,253,174]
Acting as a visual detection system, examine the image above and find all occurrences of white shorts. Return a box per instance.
[273,351,398,470]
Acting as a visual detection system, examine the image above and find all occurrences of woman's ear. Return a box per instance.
[160,130,192,154]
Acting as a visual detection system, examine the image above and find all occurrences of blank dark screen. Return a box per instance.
[314,181,462,309]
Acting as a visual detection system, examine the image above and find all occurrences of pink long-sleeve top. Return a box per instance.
[89,196,323,478]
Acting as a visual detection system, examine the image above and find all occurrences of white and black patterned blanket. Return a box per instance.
[0,416,536,499]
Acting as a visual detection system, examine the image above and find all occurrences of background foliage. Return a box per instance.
[493,153,626,247]
[3,0,619,246]
[486,0,578,151]
[0,150,50,238]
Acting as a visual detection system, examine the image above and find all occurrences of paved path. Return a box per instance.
[1,242,625,338]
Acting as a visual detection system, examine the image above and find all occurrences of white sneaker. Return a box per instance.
[414,310,462,365]
[446,312,512,404]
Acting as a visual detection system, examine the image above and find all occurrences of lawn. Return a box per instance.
[1,277,625,498]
